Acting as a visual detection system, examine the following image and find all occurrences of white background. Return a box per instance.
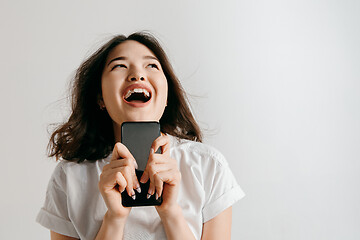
[1,0,359,239]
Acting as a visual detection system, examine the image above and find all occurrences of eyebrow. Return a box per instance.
[107,55,159,66]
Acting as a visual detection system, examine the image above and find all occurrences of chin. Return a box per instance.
[123,114,160,123]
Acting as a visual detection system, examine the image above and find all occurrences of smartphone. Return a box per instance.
[120,121,162,207]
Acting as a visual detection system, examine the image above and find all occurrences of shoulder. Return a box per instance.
[168,135,229,168]
[57,156,111,172]
[51,156,110,188]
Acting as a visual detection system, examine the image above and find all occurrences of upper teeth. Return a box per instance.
[124,88,150,99]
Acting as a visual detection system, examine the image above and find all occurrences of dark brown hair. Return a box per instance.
[48,32,202,162]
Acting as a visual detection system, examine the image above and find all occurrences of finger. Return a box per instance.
[140,152,171,183]
[148,163,172,180]
[148,151,170,164]
[114,171,127,193]
[103,165,140,193]
[140,149,153,184]
[120,165,136,199]
[103,157,138,172]
[148,165,156,199]
[103,157,139,194]
[156,169,181,186]
[102,166,136,199]
[139,155,159,184]
[111,142,135,161]
[146,163,171,199]
[147,179,155,199]
[150,135,170,155]
[132,171,141,193]
[101,166,129,179]
[99,169,127,193]
[140,169,149,184]
[153,172,164,200]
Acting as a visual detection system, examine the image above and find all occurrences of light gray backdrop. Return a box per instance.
[0,0,359,239]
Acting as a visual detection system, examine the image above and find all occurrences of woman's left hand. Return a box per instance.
[139,134,181,216]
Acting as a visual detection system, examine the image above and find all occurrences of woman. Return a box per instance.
[36,32,245,240]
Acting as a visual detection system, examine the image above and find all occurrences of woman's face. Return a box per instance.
[101,40,168,128]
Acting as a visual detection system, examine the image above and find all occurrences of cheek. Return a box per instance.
[157,77,168,99]
[101,77,122,103]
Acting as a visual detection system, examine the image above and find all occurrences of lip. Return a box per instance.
[122,83,152,108]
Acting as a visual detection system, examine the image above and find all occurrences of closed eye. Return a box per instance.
[111,64,127,70]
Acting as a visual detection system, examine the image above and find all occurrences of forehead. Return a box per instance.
[107,40,156,61]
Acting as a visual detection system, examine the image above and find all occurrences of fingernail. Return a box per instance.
[132,194,136,200]
[147,193,152,199]
[155,193,159,200]
[150,148,154,154]
[136,187,141,193]
[140,175,147,184]
[129,190,135,197]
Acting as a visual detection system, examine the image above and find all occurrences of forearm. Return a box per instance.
[159,205,196,240]
[95,211,127,240]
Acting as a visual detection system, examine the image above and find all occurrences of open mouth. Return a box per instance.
[123,85,152,104]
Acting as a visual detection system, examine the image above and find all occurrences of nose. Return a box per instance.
[127,69,145,82]
[129,76,145,81]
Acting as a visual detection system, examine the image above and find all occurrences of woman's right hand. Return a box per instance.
[98,142,140,220]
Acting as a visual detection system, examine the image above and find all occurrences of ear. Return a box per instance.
[97,95,106,109]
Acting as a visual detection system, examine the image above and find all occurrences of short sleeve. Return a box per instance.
[36,163,80,238]
[202,152,245,223]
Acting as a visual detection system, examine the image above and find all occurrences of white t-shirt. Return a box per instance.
[36,135,245,240]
